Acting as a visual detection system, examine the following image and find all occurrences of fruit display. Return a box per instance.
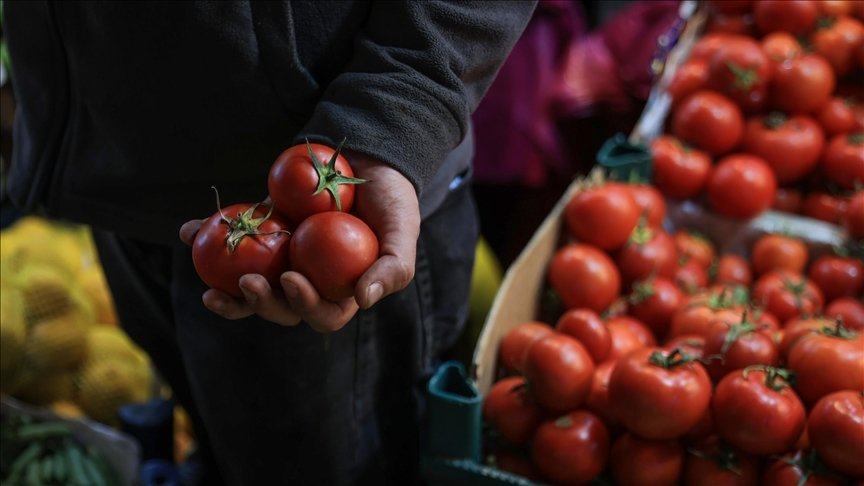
[472,1,864,484]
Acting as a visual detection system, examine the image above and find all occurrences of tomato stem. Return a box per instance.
[649,348,699,369]
[306,138,367,212]
[742,365,795,391]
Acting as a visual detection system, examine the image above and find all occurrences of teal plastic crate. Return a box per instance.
[595,133,652,183]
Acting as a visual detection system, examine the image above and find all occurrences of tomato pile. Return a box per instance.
[654,0,864,236]
[483,175,864,484]
[191,140,378,300]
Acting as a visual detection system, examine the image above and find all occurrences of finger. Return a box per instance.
[179,220,204,246]
[202,289,255,320]
[356,254,415,309]
[280,272,359,333]
[237,274,301,327]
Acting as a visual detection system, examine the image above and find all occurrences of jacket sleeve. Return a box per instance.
[296,0,537,196]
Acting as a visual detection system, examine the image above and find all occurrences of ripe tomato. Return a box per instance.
[707,154,777,219]
[810,15,864,76]
[843,190,864,239]
[772,187,803,214]
[778,316,834,358]
[786,323,864,405]
[289,211,378,301]
[608,347,712,439]
[584,360,620,430]
[707,35,772,113]
[606,315,657,348]
[672,91,744,155]
[683,436,761,486]
[705,13,757,36]
[819,0,856,16]
[668,296,741,339]
[497,321,553,373]
[807,253,864,301]
[712,366,806,455]
[801,191,848,225]
[622,182,667,228]
[564,183,640,251]
[663,334,707,360]
[825,297,864,330]
[192,201,292,298]
[762,449,845,486]
[753,0,819,35]
[523,333,595,412]
[770,54,835,115]
[268,140,365,225]
[742,113,825,184]
[603,317,647,363]
[628,277,684,340]
[482,376,544,446]
[615,225,678,288]
[822,132,864,190]
[609,433,684,486]
[548,243,621,312]
[761,31,803,63]
[674,259,710,293]
[817,97,859,136]
[712,253,753,286]
[702,315,780,382]
[667,58,710,106]
[752,270,824,323]
[530,411,609,486]
[807,390,864,478]
[555,308,611,363]
[689,33,735,62]
[674,230,716,270]
[649,135,712,200]
[751,233,809,276]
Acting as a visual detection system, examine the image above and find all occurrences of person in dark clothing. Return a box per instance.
[3,1,536,485]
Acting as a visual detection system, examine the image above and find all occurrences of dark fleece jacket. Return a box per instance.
[4,0,536,244]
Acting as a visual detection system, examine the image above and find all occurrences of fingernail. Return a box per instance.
[284,283,298,299]
[366,282,384,307]
[239,284,258,304]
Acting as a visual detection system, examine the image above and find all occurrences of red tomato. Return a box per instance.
[817,97,859,136]
[628,277,684,340]
[603,317,647,363]
[707,35,773,113]
[751,233,809,276]
[705,13,757,36]
[689,33,735,62]
[497,321,553,373]
[675,259,710,294]
[779,316,835,358]
[669,297,742,339]
[268,140,364,225]
[548,243,621,312]
[825,297,864,330]
[770,54,835,114]
[762,449,845,486]
[801,191,848,225]
[761,31,803,63]
[564,183,640,251]
[649,135,712,200]
[844,191,864,239]
[584,361,620,430]
[608,347,712,439]
[289,211,378,301]
[787,323,864,405]
[752,270,824,323]
[742,113,825,184]
[707,154,778,219]
[672,91,745,155]
[556,308,611,363]
[192,201,292,298]
[674,230,716,270]
[703,315,781,382]
[807,390,864,478]
[772,187,804,214]
[622,182,667,228]
[683,436,761,486]
[667,58,710,107]
[663,334,707,360]
[713,253,753,287]
[615,225,678,288]
[753,0,819,35]
[808,253,864,301]
[482,376,545,446]
[607,315,657,348]
[810,15,864,76]
[822,132,864,191]
[523,333,595,413]
[530,411,609,485]
[712,366,806,455]
[819,0,857,16]
[609,434,685,486]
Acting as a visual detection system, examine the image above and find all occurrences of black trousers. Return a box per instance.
[92,183,478,486]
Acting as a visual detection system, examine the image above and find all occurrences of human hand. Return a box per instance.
[179,156,420,333]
